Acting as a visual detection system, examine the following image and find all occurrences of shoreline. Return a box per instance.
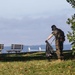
[0,50,72,55]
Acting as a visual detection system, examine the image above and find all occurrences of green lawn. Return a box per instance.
[0,51,75,75]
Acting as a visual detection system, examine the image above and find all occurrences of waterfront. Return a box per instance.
[1,44,72,53]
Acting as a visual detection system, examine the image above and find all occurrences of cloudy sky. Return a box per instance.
[0,0,75,46]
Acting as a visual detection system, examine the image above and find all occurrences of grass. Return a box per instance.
[0,51,75,75]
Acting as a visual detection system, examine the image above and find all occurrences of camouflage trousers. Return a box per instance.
[55,40,64,59]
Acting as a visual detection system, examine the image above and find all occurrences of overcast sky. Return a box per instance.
[0,0,75,46]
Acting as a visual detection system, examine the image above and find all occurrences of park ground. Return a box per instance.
[0,50,75,75]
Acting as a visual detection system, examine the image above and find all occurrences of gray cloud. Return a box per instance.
[0,8,74,45]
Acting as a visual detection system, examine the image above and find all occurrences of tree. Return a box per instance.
[66,0,75,55]
[67,14,75,55]
[66,0,75,8]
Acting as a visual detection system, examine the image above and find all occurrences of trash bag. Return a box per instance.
[45,40,54,59]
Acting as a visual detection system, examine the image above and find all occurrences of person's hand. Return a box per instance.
[45,40,48,43]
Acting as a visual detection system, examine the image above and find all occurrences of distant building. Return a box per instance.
[39,47,41,51]
[28,47,30,52]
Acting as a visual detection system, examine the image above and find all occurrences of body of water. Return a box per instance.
[1,44,72,53]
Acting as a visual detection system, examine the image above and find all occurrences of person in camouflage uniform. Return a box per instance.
[47,25,65,60]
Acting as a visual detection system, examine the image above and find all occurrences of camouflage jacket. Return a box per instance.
[52,28,65,42]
